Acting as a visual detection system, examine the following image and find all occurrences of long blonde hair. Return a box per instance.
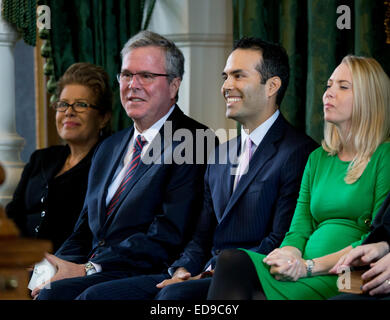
[322,55,390,184]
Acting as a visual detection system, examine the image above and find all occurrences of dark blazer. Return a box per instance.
[364,192,390,245]
[56,106,212,275]
[170,113,318,275]
[6,144,98,252]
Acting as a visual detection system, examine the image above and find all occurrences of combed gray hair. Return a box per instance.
[121,30,184,81]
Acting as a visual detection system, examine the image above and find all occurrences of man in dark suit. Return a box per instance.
[330,191,390,300]
[33,31,214,300]
[75,37,318,300]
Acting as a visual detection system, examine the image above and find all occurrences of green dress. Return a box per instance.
[243,143,390,300]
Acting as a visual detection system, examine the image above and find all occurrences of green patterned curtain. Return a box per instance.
[40,0,155,132]
[2,0,37,45]
[233,0,390,143]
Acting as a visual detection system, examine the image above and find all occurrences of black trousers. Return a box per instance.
[37,270,141,300]
[330,293,390,300]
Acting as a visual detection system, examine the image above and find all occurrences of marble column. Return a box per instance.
[147,0,237,142]
[0,0,25,207]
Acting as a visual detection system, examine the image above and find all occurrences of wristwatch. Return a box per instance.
[305,259,315,277]
[84,261,97,276]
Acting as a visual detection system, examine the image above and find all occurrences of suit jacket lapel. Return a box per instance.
[227,136,241,197]
[98,127,134,225]
[211,136,240,221]
[222,136,241,219]
[220,114,287,221]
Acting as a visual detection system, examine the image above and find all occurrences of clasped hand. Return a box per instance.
[263,248,306,282]
[31,253,86,299]
[156,268,214,289]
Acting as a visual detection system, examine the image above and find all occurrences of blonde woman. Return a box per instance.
[207,55,390,300]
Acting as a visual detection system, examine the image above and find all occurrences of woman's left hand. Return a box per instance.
[264,249,306,281]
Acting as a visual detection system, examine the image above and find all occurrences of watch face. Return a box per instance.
[85,262,96,275]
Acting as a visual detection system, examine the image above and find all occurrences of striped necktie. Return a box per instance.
[106,135,147,216]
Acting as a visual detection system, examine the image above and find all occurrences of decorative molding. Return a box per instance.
[0,21,19,44]
[0,1,25,206]
[166,33,233,48]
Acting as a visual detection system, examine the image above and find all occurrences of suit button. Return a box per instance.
[98,240,105,246]
[215,249,221,255]
[41,211,46,218]
[34,226,40,233]
[40,196,45,203]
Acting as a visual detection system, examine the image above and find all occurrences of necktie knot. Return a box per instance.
[133,135,147,153]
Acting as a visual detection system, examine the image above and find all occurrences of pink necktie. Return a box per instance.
[233,137,252,190]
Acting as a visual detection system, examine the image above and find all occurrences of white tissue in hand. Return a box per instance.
[28,258,56,290]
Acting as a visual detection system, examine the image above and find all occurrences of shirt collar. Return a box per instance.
[133,104,176,144]
[240,109,280,152]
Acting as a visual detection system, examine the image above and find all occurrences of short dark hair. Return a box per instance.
[56,62,113,116]
[233,37,290,107]
[56,62,113,135]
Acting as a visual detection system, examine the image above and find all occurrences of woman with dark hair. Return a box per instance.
[207,55,390,300]
[6,62,112,251]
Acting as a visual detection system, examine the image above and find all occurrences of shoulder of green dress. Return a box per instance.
[308,146,329,161]
[301,147,331,172]
[367,142,390,169]
[380,140,390,149]
[373,141,390,157]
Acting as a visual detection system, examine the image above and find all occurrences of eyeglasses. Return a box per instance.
[52,101,99,113]
[117,71,170,85]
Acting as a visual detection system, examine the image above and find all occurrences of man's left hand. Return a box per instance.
[31,253,86,299]
[361,253,390,296]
